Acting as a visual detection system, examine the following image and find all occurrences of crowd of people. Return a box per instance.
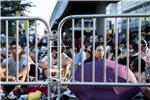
[0,26,150,99]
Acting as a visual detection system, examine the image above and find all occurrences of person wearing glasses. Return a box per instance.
[0,41,33,99]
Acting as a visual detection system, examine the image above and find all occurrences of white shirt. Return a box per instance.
[0,47,6,55]
[141,47,150,67]
[41,53,69,67]
[29,35,34,43]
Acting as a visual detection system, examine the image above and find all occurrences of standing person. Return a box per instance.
[0,41,33,99]
[19,29,27,46]
[29,34,35,46]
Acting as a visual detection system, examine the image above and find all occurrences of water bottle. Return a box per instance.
[18,95,28,100]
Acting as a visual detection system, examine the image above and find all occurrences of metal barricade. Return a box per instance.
[0,16,54,100]
[56,14,150,99]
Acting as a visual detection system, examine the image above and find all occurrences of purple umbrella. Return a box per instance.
[68,59,141,100]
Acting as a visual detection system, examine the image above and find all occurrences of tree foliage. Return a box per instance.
[1,1,33,16]
[1,1,34,35]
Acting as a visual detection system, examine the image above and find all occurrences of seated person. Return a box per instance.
[141,39,150,81]
[84,45,92,63]
[74,47,87,68]
[0,41,33,99]
[39,43,72,80]
[84,42,104,63]
[130,57,150,99]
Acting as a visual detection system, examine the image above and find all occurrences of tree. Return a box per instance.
[1,1,33,16]
[1,1,34,35]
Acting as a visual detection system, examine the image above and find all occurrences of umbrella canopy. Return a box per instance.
[68,59,141,100]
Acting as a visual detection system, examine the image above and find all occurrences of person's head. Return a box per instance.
[51,41,66,59]
[86,45,92,60]
[95,42,104,60]
[141,39,147,52]
[130,57,146,73]
[52,46,57,59]
[1,42,6,47]
[10,41,23,55]
[23,29,25,33]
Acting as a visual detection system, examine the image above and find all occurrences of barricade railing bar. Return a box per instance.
[0,16,54,100]
[56,13,150,99]
[57,14,150,98]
